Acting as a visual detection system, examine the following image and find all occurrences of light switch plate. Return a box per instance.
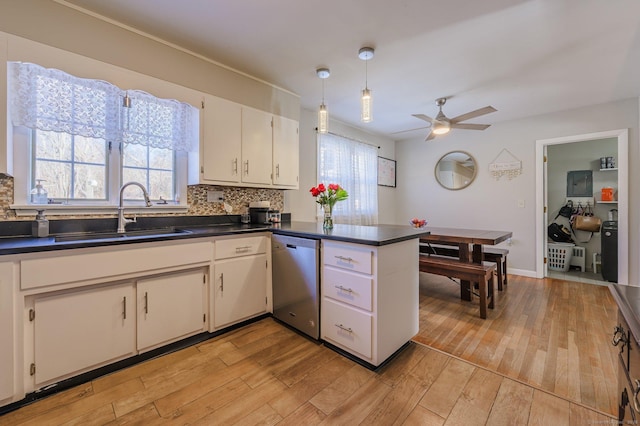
[517,199,525,208]
[207,190,224,203]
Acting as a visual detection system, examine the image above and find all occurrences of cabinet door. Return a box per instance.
[214,254,267,329]
[241,107,273,185]
[272,115,299,188]
[0,262,15,401]
[34,283,136,386]
[136,269,207,352]
[201,95,242,183]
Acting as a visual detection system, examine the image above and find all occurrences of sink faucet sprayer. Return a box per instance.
[117,182,152,233]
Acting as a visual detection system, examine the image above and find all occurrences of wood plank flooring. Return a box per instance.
[1,274,618,425]
[413,273,618,416]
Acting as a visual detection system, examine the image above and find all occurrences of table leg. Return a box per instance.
[459,243,472,301]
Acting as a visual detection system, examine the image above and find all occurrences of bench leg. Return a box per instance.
[488,271,495,310]
[495,261,504,291]
[479,278,487,319]
[502,257,508,288]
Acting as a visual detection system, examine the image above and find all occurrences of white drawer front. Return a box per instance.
[323,243,373,275]
[215,236,267,259]
[322,299,372,358]
[323,267,373,311]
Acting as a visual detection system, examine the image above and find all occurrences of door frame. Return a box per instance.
[535,129,628,283]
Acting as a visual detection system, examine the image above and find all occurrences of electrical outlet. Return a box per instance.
[517,199,525,208]
[207,190,224,203]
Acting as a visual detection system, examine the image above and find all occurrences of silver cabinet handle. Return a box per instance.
[334,255,354,263]
[235,245,251,252]
[276,164,280,178]
[233,158,238,174]
[144,291,148,314]
[334,285,354,293]
[335,323,353,333]
[122,296,127,319]
[220,273,224,291]
[244,160,249,175]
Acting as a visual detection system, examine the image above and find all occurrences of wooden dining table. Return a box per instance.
[419,226,513,301]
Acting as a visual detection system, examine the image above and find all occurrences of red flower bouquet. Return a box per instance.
[309,183,348,229]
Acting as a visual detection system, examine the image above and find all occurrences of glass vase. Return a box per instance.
[322,205,333,229]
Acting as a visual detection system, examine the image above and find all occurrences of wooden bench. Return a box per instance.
[418,254,496,319]
[419,244,509,291]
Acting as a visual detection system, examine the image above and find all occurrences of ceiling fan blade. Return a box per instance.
[451,123,491,131]
[450,106,497,124]
[390,125,431,135]
[425,131,436,141]
[412,113,435,123]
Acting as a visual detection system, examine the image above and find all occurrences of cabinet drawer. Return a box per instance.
[323,242,373,275]
[323,267,373,311]
[322,299,372,358]
[215,236,267,260]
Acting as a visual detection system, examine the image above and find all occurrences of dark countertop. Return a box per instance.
[0,218,429,255]
[609,283,640,345]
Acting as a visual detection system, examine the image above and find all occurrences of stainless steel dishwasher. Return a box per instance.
[272,234,320,339]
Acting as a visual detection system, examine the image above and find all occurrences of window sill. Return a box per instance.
[10,204,189,217]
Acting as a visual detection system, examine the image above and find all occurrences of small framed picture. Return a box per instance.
[378,156,396,187]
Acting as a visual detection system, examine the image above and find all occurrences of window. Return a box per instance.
[318,132,378,225]
[9,62,198,210]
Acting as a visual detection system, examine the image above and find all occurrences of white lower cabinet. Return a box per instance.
[0,262,16,403]
[212,235,269,330]
[33,282,136,387]
[213,254,267,329]
[321,239,419,367]
[136,268,207,353]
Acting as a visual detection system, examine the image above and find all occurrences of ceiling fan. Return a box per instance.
[406,98,497,141]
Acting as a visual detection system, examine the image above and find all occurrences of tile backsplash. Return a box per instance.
[0,175,284,220]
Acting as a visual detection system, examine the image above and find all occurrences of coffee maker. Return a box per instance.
[249,201,271,224]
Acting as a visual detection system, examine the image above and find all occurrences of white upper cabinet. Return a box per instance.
[241,107,273,186]
[273,115,299,188]
[191,94,299,189]
[199,95,242,184]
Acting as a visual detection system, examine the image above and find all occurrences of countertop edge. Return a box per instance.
[609,283,640,346]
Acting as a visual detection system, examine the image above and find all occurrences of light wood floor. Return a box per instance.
[1,274,618,425]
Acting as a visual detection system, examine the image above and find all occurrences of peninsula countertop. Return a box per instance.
[0,219,430,255]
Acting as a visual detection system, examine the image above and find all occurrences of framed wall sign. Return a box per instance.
[378,156,396,187]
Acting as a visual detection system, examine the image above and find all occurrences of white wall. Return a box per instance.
[285,108,397,224]
[396,98,639,282]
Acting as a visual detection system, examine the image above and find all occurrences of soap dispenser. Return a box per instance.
[32,209,49,238]
[30,179,48,204]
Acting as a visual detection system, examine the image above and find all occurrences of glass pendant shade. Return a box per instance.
[361,88,372,123]
[316,67,330,134]
[318,103,328,134]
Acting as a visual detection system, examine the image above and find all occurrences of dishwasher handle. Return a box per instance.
[286,244,297,249]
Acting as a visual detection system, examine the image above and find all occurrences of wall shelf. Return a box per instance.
[597,200,617,204]
[599,168,618,171]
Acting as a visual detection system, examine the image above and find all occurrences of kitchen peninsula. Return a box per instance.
[0,218,428,413]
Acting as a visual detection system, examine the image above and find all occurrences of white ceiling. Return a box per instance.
[61,0,640,140]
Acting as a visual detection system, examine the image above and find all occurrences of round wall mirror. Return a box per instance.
[435,151,477,190]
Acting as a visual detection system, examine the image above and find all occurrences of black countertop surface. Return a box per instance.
[609,284,640,345]
[0,217,429,255]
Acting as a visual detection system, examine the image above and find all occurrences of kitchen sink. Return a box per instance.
[54,227,191,242]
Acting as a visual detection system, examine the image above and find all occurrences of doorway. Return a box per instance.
[535,129,629,284]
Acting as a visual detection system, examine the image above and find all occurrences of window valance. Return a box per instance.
[9,62,197,152]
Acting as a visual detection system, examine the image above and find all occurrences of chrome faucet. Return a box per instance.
[117,182,152,233]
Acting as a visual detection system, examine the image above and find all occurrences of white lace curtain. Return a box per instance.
[9,62,197,152]
[318,132,379,225]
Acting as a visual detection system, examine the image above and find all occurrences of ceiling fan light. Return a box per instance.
[318,103,328,134]
[361,88,372,123]
[432,120,451,135]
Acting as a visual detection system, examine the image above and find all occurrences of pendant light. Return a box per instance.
[316,68,330,134]
[358,47,374,123]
